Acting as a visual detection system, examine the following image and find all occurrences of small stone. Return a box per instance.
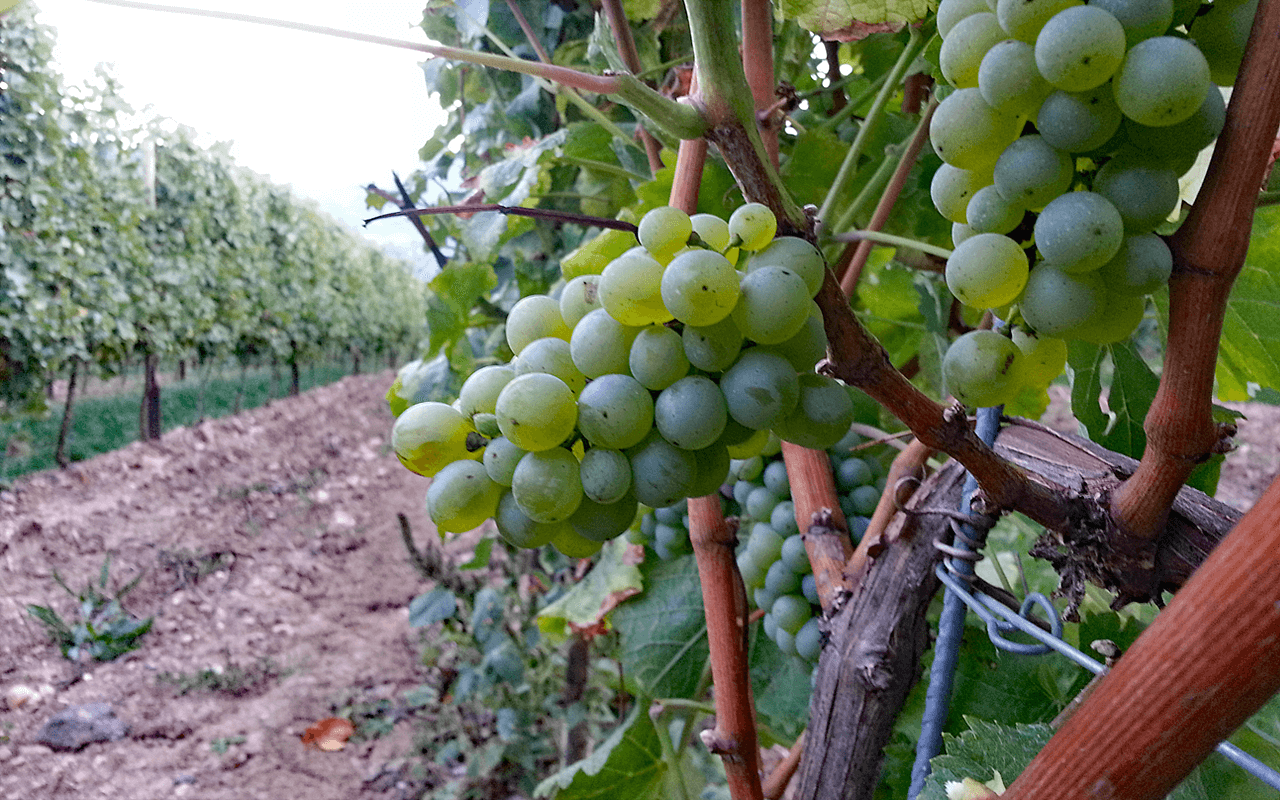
[35,703,129,751]
[0,746,14,760]
[17,744,52,757]
[5,684,38,710]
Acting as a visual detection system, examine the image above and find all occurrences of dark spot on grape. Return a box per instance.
[1081,56,1091,65]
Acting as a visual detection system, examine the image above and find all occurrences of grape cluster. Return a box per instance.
[391,204,859,557]
[632,430,883,665]
[931,0,1236,407]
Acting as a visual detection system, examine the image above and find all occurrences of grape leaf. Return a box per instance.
[611,553,708,699]
[537,538,644,642]
[920,718,1052,800]
[534,704,667,799]
[1215,204,1280,400]
[748,626,812,744]
[1067,339,1162,460]
[779,0,932,37]
[408,588,458,628]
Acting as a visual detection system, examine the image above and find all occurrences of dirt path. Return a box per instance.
[0,372,452,800]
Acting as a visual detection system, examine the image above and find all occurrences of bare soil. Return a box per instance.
[0,373,1276,800]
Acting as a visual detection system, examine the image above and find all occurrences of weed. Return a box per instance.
[210,735,246,755]
[157,548,234,589]
[158,657,290,697]
[26,556,153,663]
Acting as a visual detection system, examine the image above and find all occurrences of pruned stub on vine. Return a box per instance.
[991,420,1241,619]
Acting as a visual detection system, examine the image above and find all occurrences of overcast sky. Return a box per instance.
[34,0,447,266]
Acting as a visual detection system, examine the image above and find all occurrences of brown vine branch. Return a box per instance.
[741,0,779,168]
[1107,0,1280,591]
[364,204,639,232]
[365,177,449,268]
[763,730,805,799]
[781,442,854,610]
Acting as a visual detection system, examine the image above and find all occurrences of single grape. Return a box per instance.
[1188,0,1257,85]
[931,163,993,225]
[1112,36,1211,127]
[576,373,654,450]
[939,0,994,36]
[1037,85,1123,153]
[483,436,527,487]
[837,458,874,491]
[1011,329,1069,387]
[945,233,1030,309]
[661,248,740,326]
[569,493,640,542]
[1071,289,1145,344]
[773,373,859,450]
[759,302,828,373]
[795,617,823,661]
[1033,191,1124,273]
[744,237,826,297]
[765,559,802,596]
[1035,6,1127,92]
[690,213,731,252]
[739,550,767,589]
[392,401,478,478]
[630,325,691,390]
[1020,264,1106,336]
[514,337,587,395]
[427,460,503,534]
[763,460,790,496]
[953,222,978,247]
[560,227,638,279]
[735,455,765,482]
[655,376,729,451]
[570,308,641,378]
[978,39,1054,116]
[801,573,820,605]
[942,330,1025,407]
[629,433,699,508]
[507,295,571,356]
[559,274,602,328]
[512,447,583,523]
[599,249,671,326]
[774,626,799,658]
[1093,156,1180,233]
[940,12,1008,89]
[746,486,781,520]
[931,88,1022,170]
[771,501,799,537]
[780,535,812,575]
[579,447,633,504]
[688,443,731,497]
[494,490,563,549]
[1097,233,1172,295]
[748,522,786,565]
[495,373,578,452]
[728,203,777,251]
[1088,0,1173,46]
[732,266,813,345]
[1123,86,1226,168]
[849,484,881,517]
[772,594,812,634]
[720,350,801,430]
[551,526,605,558]
[992,135,1074,210]
[996,0,1081,43]
[683,315,745,372]
[966,185,1025,235]
[638,205,694,261]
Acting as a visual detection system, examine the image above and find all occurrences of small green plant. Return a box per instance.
[26,556,153,662]
[157,657,290,697]
[210,735,246,755]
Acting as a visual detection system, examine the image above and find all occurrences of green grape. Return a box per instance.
[1033,191,1124,273]
[721,350,801,430]
[746,486,782,520]
[495,373,578,452]
[1011,328,1068,387]
[943,330,1025,407]
[930,88,1021,170]
[392,401,479,478]
[599,249,672,326]
[732,266,813,345]
[427,460,503,534]
[1113,37,1211,127]
[661,248,740,326]
[629,432,699,508]
[771,500,799,536]
[457,364,515,418]
[773,373,857,450]
[683,315,745,372]
[780,535,812,575]
[570,493,639,542]
[576,373,654,450]
[514,337,587,394]
[579,447,632,504]
[966,185,1025,235]
[765,560,802,596]
[1071,289,1144,343]
[551,526,605,558]
[1020,264,1106,336]
[939,0,992,36]
[729,203,777,251]
[1188,0,1256,86]
[1097,233,1172,295]
[483,436,527,487]
[748,523,786,564]
[474,413,501,438]
[691,212,731,252]
[1124,87,1226,168]
[726,427,770,459]
[978,39,1054,116]
[512,447,583,523]
[774,626,799,658]
[745,237,826,297]
[772,594,812,634]
[996,0,1081,43]
[763,459,789,496]
[688,442,732,497]
[1093,156,1180,233]
[953,222,978,247]
[570,308,641,378]
[494,490,563,549]
[1037,85,1123,153]
[507,295,571,355]
[759,302,827,373]
[630,325,691,390]
[638,205,694,261]
[931,163,993,225]
[992,135,1074,211]
[654,522,693,559]
[940,12,1008,88]
[850,484,882,516]
[655,376,729,451]
[734,455,765,482]
[738,550,767,589]
[945,233,1030,308]
[560,274,602,328]
[837,458,873,491]
[1035,6,1127,91]
[1088,0,1172,46]
[795,617,823,661]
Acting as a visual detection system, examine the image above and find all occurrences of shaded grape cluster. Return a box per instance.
[391,204,862,557]
[931,0,1241,407]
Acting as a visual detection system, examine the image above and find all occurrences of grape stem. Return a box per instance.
[829,230,953,260]
[364,204,640,233]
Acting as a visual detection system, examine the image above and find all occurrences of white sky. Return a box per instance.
[34,0,448,267]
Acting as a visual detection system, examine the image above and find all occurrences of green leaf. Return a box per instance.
[1216,204,1280,400]
[779,0,931,46]
[534,704,667,799]
[1067,340,1111,444]
[409,588,459,628]
[1067,341,1158,458]
[459,537,494,570]
[781,128,851,208]
[749,627,812,744]
[537,538,644,642]
[611,554,708,699]
[920,718,1053,800]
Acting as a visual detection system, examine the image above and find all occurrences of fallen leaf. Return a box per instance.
[301,717,355,751]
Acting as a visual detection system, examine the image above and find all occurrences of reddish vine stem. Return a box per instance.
[781,443,854,610]
[1002,475,1280,800]
[600,0,665,174]
[836,97,938,295]
[1109,0,1280,552]
[762,731,805,799]
[741,0,778,168]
